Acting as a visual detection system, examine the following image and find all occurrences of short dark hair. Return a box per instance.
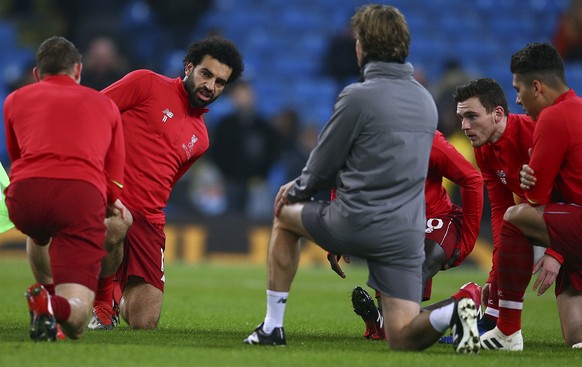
[510,42,566,88]
[36,36,82,77]
[453,78,509,116]
[183,37,244,84]
[350,4,410,63]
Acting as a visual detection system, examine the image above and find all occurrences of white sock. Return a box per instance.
[429,303,455,333]
[263,290,288,334]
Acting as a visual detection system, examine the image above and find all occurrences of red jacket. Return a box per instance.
[102,70,210,224]
[426,131,483,264]
[4,75,125,203]
[527,90,582,206]
[474,113,535,280]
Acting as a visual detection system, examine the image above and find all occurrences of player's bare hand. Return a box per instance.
[481,282,490,309]
[532,254,561,296]
[274,181,294,217]
[107,199,128,219]
[520,164,536,191]
[442,247,461,270]
[327,253,350,278]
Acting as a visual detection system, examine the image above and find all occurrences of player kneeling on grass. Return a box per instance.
[480,42,582,351]
[328,129,484,341]
[243,4,480,353]
[86,36,244,331]
[3,36,126,341]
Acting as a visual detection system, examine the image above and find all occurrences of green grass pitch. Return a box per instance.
[0,258,580,366]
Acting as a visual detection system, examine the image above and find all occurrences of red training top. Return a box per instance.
[474,113,534,281]
[526,90,582,207]
[3,75,125,203]
[102,70,209,224]
[474,113,534,263]
[426,130,483,265]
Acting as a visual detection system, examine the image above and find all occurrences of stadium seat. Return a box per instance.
[0,23,17,50]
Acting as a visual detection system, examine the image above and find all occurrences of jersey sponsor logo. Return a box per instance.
[182,134,199,159]
[496,170,507,185]
[162,108,174,122]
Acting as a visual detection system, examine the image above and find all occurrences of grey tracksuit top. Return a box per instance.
[288,61,438,259]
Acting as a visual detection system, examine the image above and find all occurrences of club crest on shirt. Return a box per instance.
[496,170,507,185]
[182,134,199,159]
[162,108,174,122]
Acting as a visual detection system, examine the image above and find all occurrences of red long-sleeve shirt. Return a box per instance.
[474,113,535,280]
[102,70,209,224]
[3,75,125,203]
[426,131,483,264]
[474,114,534,248]
[526,90,582,206]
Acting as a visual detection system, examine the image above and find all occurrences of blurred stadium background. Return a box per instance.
[0,0,578,268]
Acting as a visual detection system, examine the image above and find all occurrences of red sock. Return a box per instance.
[42,283,55,296]
[487,231,500,317]
[496,221,533,335]
[485,280,499,319]
[94,275,115,306]
[50,295,71,323]
[112,280,122,305]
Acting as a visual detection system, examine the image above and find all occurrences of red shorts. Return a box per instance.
[116,208,166,292]
[423,204,463,300]
[5,178,106,292]
[543,202,582,296]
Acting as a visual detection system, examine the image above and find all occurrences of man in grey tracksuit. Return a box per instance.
[244,4,480,353]
[298,60,435,303]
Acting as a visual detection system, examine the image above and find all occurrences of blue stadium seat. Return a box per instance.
[120,0,167,69]
[0,47,34,86]
[566,63,582,92]
[0,22,17,50]
[254,81,289,118]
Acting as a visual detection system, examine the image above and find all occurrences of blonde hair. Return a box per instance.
[350,4,410,63]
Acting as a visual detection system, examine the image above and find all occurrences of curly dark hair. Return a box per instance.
[510,42,566,88]
[453,78,509,116]
[183,37,244,84]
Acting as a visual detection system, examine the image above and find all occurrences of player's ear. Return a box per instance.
[494,106,504,122]
[32,67,40,82]
[531,79,542,96]
[184,62,194,77]
[73,63,82,83]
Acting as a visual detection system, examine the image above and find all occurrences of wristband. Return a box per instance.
[544,247,564,265]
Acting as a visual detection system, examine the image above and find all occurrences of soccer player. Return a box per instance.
[452,77,536,341]
[244,5,480,353]
[331,130,484,341]
[3,36,125,341]
[87,37,244,330]
[480,42,582,351]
